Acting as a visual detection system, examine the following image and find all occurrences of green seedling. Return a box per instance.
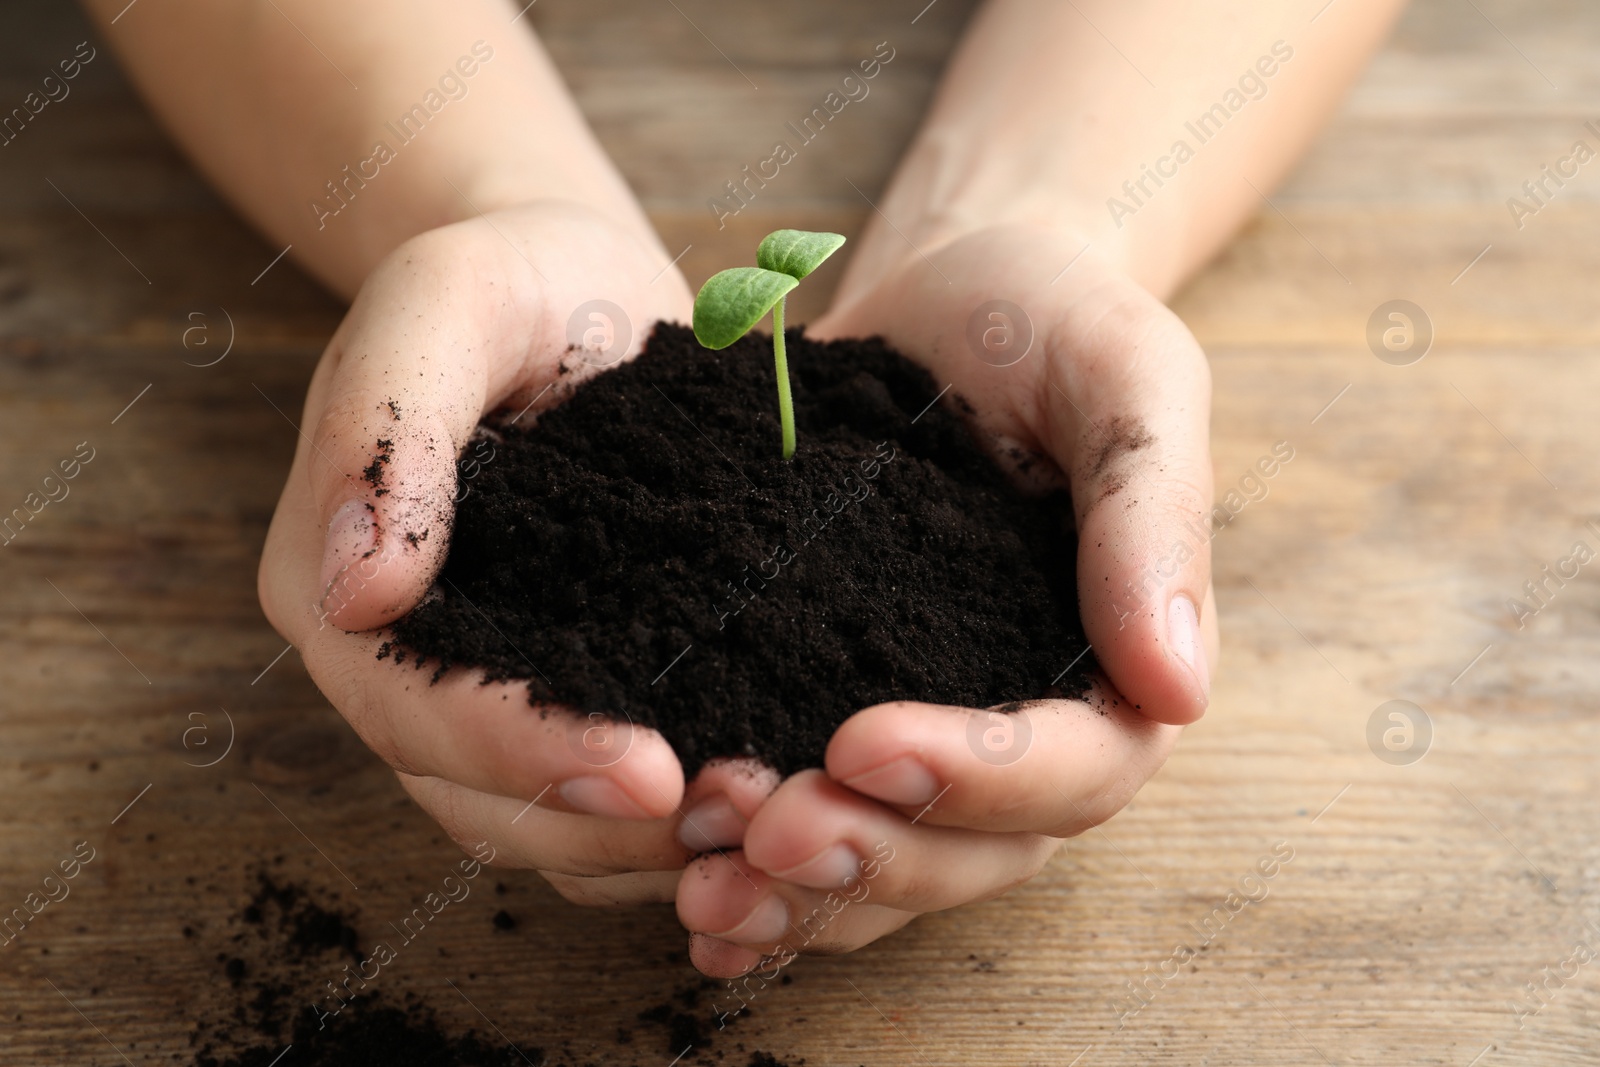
[692,229,846,459]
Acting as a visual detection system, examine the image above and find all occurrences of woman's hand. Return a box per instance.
[257,200,748,903]
[674,226,1219,975]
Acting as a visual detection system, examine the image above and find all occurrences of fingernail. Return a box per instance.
[320,500,377,598]
[709,894,789,944]
[677,795,747,852]
[841,756,939,806]
[1167,594,1210,702]
[559,776,650,819]
[769,843,861,890]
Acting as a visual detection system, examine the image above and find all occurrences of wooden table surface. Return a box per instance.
[3,1,1597,1063]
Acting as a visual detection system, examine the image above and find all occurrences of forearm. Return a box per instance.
[82,0,658,298]
[838,0,1406,302]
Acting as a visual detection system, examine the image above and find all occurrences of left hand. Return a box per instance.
[674,225,1219,976]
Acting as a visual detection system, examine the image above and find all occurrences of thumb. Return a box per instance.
[1041,280,1216,725]
[306,228,544,633]
[303,208,693,634]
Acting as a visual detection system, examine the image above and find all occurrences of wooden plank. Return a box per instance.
[0,0,1596,1063]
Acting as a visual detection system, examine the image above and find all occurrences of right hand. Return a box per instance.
[674,227,1212,975]
[258,200,775,904]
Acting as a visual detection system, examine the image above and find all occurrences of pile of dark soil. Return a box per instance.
[384,324,1094,777]
[192,868,804,1066]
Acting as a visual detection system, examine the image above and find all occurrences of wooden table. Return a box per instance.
[2,1,1596,1063]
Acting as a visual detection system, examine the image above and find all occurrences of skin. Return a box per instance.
[84,0,1407,977]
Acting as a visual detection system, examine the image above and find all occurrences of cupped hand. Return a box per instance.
[674,226,1220,975]
[258,200,754,902]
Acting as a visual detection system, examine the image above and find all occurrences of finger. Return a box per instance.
[686,905,919,980]
[740,770,1059,912]
[398,762,780,884]
[398,772,686,876]
[676,852,917,978]
[543,870,682,907]
[825,697,1177,835]
[292,207,689,633]
[307,628,684,817]
[304,222,543,633]
[1037,275,1217,724]
[674,758,783,854]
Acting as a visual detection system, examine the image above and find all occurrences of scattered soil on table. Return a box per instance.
[384,324,1095,777]
[192,868,808,1066]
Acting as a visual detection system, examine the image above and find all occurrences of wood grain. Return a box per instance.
[1,0,1596,1064]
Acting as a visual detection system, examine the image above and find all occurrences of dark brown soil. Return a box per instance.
[193,868,806,1066]
[384,324,1094,777]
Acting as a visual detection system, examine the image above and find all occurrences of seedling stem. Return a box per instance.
[771,297,795,459]
[691,229,846,459]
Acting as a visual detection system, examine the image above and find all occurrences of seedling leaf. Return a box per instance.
[692,267,798,350]
[756,230,847,281]
[690,229,847,460]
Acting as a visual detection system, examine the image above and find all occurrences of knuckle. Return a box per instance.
[560,822,667,878]
[496,823,635,880]
[431,788,484,857]
[355,710,419,777]
[1004,838,1058,892]
[969,838,1057,903]
[887,862,944,908]
[585,828,643,875]
[307,385,377,468]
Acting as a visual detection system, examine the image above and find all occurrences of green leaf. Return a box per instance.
[756,229,846,281]
[692,267,798,349]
